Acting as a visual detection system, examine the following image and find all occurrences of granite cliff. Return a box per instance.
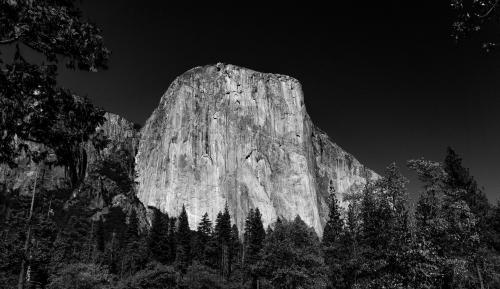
[135,64,378,236]
[1,64,378,236]
[0,113,147,226]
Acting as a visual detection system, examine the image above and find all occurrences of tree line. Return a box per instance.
[2,147,500,289]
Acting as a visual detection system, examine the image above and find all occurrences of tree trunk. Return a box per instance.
[476,262,485,289]
[18,169,38,289]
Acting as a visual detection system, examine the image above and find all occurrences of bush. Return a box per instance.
[116,262,178,289]
[47,263,114,289]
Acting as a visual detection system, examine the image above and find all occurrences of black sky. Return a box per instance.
[57,1,500,202]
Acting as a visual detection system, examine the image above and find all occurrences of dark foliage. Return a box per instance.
[148,207,174,264]
[175,205,192,272]
[258,216,328,289]
[0,0,110,185]
[451,0,500,51]
[215,204,232,278]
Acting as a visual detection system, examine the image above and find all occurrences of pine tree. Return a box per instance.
[230,224,242,276]
[342,202,360,288]
[175,205,192,272]
[120,210,148,278]
[193,212,213,265]
[321,185,345,289]
[322,184,343,247]
[168,216,177,263]
[214,204,232,278]
[148,208,171,264]
[444,147,490,228]
[243,208,265,265]
[198,213,213,237]
[243,208,266,288]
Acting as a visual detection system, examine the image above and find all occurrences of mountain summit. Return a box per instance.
[135,63,377,236]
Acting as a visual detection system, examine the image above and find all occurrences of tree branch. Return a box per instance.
[0,37,19,44]
[477,0,500,18]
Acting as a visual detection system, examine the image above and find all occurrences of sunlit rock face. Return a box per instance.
[136,64,378,236]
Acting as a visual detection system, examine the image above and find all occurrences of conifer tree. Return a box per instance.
[120,210,148,278]
[193,212,213,265]
[230,224,242,276]
[243,208,265,265]
[322,184,343,247]
[214,204,232,278]
[342,202,360,288]
[148,208,171,264]
[168,217,177,263]
[243,208,266,288]
[444,147,490,227]
[321,185,345,288]
[175,205,192,272]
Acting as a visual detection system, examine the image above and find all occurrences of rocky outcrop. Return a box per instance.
[0,112,147,226]
[82,113,146,225]
[0,113,138,194]
[135,63,378,236]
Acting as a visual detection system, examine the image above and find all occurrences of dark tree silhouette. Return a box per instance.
[148,207,172,264]
[175,205,192,272]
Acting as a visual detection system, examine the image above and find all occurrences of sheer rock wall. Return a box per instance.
[135,64,378,236]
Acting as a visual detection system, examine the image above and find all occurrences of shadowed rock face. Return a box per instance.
[136,63,378,236]
[0,113,147,227]
[0,113,138,195]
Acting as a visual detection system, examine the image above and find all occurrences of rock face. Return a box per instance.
[0,112,147,226]
[0,113,138,195]
[136,63,378,236]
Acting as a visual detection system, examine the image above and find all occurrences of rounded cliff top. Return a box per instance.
[175,63,302,86]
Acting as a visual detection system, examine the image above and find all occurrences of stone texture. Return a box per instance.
[0,113,138,194]
[0,112,147,227]
[135,63,378,236]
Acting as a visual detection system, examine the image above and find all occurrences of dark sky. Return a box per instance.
[57,1,500,202]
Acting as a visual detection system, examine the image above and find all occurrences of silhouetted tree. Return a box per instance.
[175,205,192,272]
[215,204,232,278]
[444,147,490,228]
[120,211,148,278]
[321,185,345,288]
[230,224,242,276]
[148,208,172,264]
[243,208,266,288]
[193,212,215,267]
[168,217,177,263]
